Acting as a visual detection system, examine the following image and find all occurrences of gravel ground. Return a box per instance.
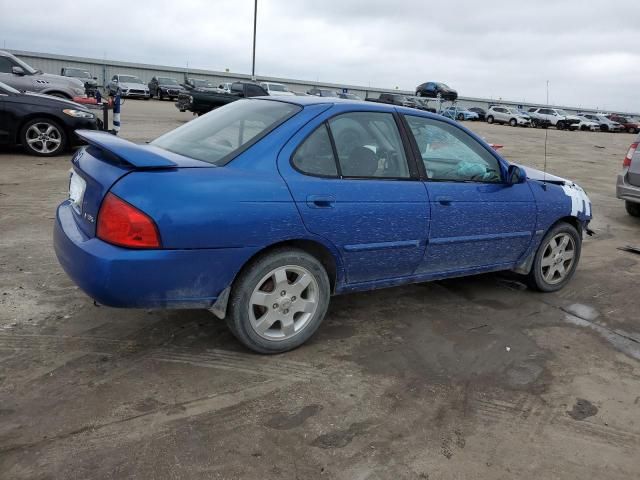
[1,100,639,479]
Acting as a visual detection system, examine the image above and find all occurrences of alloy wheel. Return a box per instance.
[540,233,576,285]
[248,265,319,341]
[25,123,63,155]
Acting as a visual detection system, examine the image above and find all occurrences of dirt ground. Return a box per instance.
[1,100,639,480]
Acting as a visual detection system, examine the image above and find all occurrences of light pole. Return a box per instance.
[251,0,257,81]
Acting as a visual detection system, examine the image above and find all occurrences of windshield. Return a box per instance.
[320,90,338,97]
[556,109,569,116]
[436,83,449,88]
[65,68,91,78]
[12,56,37,74]
[0,81,20,94]
[119,75,143,84]
[267,83,288,92]
[152,99,301,165]
[192,79,214,88]
[158,77,179,85]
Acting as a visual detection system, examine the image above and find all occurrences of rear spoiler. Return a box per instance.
[75,130,177,168]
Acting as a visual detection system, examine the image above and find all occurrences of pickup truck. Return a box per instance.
[175,81,268,115]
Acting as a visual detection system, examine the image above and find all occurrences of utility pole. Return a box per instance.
[251,0,257,81]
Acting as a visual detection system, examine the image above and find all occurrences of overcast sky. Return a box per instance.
[2,0,640,111]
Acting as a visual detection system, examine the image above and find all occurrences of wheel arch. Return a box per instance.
[513,215,583,275]
[41,90,72,99]
[210,237,343,319]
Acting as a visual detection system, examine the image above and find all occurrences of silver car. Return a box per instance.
[106,74,150,99]
[0,50,85,99]
[617,133,640,216]
[486,106,531,126]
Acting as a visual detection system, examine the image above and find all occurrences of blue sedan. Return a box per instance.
[54,97,592,353]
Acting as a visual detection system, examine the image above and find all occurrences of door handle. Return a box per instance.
[435,196,453,205]
[306,195,335,208]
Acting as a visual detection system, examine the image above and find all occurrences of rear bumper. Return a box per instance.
[54,201,257,309]
[617,173,640,203]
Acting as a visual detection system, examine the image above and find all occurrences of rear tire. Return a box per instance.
[526,222,581,292]
[226,248,331,354]
[509,118,518,127]
[487,115,494,124]
[456,113,464,121]
[626,201,640,217]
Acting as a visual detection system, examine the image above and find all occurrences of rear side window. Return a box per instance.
[152,99,300,165]
[329,112,410,178]
[292,125,338,177]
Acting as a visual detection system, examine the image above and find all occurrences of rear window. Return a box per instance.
[152,99,301,165]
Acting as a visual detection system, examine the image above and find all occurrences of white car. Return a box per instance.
[528,107,579,130]
[259,82,295,96]
[486,106,531,126]
[106,74,150,99]
[575,116,600,131]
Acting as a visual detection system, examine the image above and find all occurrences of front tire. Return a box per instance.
[509,118,518,127]
[20,118,67,156]
[456,113,464,121]
[226,249,331,353]
[626,201,640,217]
[526,222,581,292]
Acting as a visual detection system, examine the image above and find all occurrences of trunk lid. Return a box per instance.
[70,130,213,238]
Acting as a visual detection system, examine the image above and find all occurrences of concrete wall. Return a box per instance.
[7,49,638,116]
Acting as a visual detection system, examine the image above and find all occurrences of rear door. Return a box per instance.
[278,107,429,284]
[402,114,536,274]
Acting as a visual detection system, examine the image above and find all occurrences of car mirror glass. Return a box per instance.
[11,66,25,76]
[507,165,526,185]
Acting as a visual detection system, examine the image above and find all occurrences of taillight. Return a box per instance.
[623,142,638,168]
[97,193,160,248]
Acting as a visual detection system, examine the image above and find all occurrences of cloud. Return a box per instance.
[2,0,639,111]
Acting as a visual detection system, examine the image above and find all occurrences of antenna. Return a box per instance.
[543,80,549,190]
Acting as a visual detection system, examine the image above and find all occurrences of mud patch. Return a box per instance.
[311,421,371,449]
[567,398,598,421]
[264,404,322,430]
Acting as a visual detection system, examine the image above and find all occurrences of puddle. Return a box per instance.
[564,304,599,322]
[564,313,640,361]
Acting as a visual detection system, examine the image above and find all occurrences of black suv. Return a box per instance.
[415,82,458,101]
[148,76,185,100]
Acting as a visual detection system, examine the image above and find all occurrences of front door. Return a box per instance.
[402,114,536,274]
[278,108,429,284]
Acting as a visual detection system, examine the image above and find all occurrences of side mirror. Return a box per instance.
[93,76,97,80]
[507,165,526,185]
[11,66,25,76]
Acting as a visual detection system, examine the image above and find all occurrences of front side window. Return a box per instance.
[404,115,502,183]
[329,112,410,178]
[152,99,300,165]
